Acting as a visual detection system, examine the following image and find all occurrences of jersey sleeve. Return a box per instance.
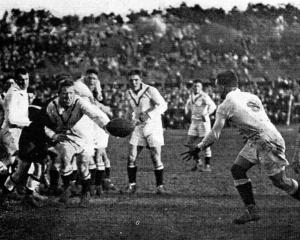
[146,87,167,119]
[184,96,192,115]
[205,94,217,115]
[216,98,233,120]
[78,98,110,128]
[6,91,31,127]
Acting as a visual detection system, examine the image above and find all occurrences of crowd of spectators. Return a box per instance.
[1,5,300,127]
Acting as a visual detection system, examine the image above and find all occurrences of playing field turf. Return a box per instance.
[1,126,300,240]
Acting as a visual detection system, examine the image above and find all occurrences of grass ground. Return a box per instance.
[1,126,300,240]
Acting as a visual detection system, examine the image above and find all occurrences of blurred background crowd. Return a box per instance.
[1,3,300,127]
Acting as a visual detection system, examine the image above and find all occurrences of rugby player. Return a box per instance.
[125,69,167,194]
[185,79,216,171]
[182,70,300,224]
[45,79,109,206]
[73,69,116,196]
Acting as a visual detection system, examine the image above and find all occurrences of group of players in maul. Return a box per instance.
[0,66,300,225]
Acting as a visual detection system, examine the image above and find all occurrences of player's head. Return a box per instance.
[14,67,29,90]
[85,69,99,88]
[85,68,102,101]
[215,70,238,99]
[192,79,203,94]
[128,69,143,91]
[58,79,76,107]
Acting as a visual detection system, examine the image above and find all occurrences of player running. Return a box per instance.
[182,70,300,224]
[185,79,216,172]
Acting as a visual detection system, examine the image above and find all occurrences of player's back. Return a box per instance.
[219,89,281,140]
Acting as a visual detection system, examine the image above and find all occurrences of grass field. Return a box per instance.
[1,127,300,240]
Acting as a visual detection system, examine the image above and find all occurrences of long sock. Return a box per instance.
[95,170,105,186]
[105,167,111,179]
[154,169,164,186]
[205,157,211,165]
[236,182,256,206]
[49,170,60,189]
[127,166,137,184]
[81,179,91,194]
[90,169,96,185]
[61,174,71,189]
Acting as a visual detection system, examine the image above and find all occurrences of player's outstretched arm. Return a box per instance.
[181,114,226,161]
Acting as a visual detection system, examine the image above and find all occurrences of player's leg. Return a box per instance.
[263,149,300,200]
[0,158,29,209]
[94,148,106,196]
[47,148,62,196]
[55,142,77,204]
[186,135,203,171]
[231,142,260,224]
[77,152,92,207]
[126,144,143,193]
[149,146,165,194]
[187,121,203,171]
[102,150,117,191]
[24,162,49,207]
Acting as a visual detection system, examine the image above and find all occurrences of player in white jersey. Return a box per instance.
[0,68,31,207]
[125,69,168,194]
[45,79,109,206]
[74,68,116,195]
[185,79,216,172]
[181,70,300,224]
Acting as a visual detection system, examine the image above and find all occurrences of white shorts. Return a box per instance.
[238,136,289,176]
[94,125,109,149]
[129,122,164,147]
[188,119,211,137]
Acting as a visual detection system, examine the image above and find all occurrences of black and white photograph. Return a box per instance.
[1,0,300,239]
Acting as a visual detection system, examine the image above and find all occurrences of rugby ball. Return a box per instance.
[106,118,135,138]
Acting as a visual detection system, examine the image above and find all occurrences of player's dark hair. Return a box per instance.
[216,70,239,87]
[193,79,203,84]
[86,68,98,75]
[58,79,74,93]
[55,73,72,86]
[127,69,142,77]
[14,67,28,78]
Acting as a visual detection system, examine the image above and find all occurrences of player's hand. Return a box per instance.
[180,144,201,162]
[291,161,300,174]
[139,112,150,122]
[52,133,70,142]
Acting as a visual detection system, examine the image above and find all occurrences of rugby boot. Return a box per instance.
[201,164,212,172]
[23,193,42,208]
[95,185,104,197]
[103,178,118,192]
[32,190,48,201]
[59,187,72,204]
[156,185,167,195]
[124,183,137,194]
[191,159,203,171]
[79,192,91,208]
[233,204,260,224]
[45,186,63,196]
